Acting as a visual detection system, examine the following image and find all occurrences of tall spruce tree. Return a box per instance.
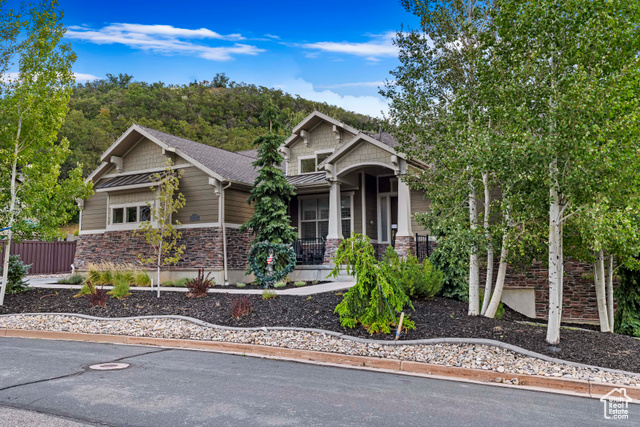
[240,97,296,244]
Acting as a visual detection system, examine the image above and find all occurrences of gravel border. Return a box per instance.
[2,312,639,382]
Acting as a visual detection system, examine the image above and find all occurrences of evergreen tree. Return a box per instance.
[240,97,296,244]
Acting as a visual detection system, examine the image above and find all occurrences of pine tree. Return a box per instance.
[240,97,296,244]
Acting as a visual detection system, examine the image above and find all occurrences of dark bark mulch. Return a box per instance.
[2,288,639,373]
[236,280,331,290]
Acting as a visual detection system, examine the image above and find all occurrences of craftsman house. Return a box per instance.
[74,111,432,286]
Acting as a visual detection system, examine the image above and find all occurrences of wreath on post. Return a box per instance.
[248,241,297,288]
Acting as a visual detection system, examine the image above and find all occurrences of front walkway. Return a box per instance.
[26,277,355,296]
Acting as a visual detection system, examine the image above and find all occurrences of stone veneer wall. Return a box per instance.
[74,226,252,271]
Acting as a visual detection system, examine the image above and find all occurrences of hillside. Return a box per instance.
[60,73,384,177]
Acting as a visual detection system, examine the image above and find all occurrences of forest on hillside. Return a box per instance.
[60,73,383,177]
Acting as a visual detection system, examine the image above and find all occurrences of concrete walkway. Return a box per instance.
[26,277,355,296]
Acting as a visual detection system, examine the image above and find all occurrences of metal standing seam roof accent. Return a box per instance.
[286,172,328,186]
[95,172,157,189]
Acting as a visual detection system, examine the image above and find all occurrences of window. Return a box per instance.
[298,150,334,174]
[341,196,351,238]
[110,203,152,226]
[299,195,352,239]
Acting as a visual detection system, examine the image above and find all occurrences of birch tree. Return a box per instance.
[0,1,91,305]
[491,0,640,343]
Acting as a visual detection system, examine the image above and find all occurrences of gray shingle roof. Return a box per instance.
[136,125,259,185]
[96,172,156,189]
[364,131,399,147]
[236,149,259,159]
[286,172,327,186]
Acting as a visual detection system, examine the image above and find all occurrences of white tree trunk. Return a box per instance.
[0,126,21,306]
[468,183,480,316]
[480,172,493,315]
[594,250,611,332]
[607,255,614,331]
[484,232,509,318]
[546,164,563,345]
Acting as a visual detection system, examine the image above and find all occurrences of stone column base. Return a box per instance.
[394,235,416,258]
[323,238,342,265]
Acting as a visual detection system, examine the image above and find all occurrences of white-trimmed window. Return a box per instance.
[298,150,334,174]
[377,175,398,243]
[299,194,353,239]
[109,203,152,229]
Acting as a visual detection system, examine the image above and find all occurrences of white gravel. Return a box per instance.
[1,314,639,387]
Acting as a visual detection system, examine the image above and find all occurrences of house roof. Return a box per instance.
[286,172,327,186]
[364,131,399,148]
[95,172,157,190]
[283,110,361,148]
[236,149,259,159]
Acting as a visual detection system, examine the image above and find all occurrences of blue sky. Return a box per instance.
[6,0,420,117]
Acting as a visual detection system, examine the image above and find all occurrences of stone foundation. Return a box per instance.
[323,238,342,264]
[394,235,416,259]
[74,226,252,272]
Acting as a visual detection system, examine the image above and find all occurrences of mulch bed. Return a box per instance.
[234,280,331,290]
[1,288,639,373]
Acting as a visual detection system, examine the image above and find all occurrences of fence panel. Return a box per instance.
[0,240,76,274]
[415,234,430,261]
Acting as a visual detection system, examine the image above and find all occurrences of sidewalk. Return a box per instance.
[26,277,356,296]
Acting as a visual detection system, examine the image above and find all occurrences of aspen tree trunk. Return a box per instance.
[0,120,22,306]
[468,184,480,316]
[480,172,493,315]
[546,160,563,344]
[594,250,611,332]
[607,255,614,331]
[484,209,509,318]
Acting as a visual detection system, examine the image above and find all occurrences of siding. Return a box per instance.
[353,174,363,234]
[411,188,430,234]
[174,166,218,225]
[365,174,378,239]
[110,189,153,205]
[82,191,108,231]
[123,138,168,172]
[288,122,355,175]
[335,142,391,176]
[224,188,253,225]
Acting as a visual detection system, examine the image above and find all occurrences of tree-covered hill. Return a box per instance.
[61,73,383,177]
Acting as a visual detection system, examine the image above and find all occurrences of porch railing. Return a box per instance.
[415,234,430,261]
[293,238,325,265]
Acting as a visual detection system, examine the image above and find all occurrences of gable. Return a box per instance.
[335,141,393,176]
[122,138,168,172]
[288,122,356,175]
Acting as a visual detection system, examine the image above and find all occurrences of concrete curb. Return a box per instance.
[2,312,638,379]
[2,326,639,402]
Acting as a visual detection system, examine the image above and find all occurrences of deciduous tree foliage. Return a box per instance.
[0,0,92,305]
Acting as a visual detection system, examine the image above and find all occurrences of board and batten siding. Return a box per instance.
[81,191,108,231]
[224,188,253,225]
[174,166,218,225]
[411,189,430,234]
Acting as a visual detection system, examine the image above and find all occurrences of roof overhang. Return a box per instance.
[282,110,360,149]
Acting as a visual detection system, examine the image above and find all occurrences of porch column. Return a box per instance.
[324,179,343,264]
[395,169,416,258]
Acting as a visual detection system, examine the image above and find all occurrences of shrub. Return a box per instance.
[429,236,469,301]
[186,269,214,297]
[108,275,131,299]
[294,281,306,287]
[262,290,277,300]
[58,273,86,285]
[384,247,443,299]
[228,294,252,318]
[329,234,415,334]
[85,283,108,308]
[615,266,640,337]
[162,278,189,287]
[133,271,151,287]
[98,269,113,286]
[235,283,246,288]
[274,281,286,288]
[0,255,31,294]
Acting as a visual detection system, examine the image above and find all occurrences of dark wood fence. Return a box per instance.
[0,240,76,274]
[415,234,431,261]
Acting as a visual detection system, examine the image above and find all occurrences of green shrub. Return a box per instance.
[615,266,640,337]
[235,283,246,288]
[98,269,113,286]
[58,273,86,285]
[262,290,277,300]
[294,281,306,287]
[429,236,469,301]
[274,281,286,288]
[108,275,131,299]
[384,247,443,299]
[329,234,415,334]
[133,271,151,287]
[0,255,31,294]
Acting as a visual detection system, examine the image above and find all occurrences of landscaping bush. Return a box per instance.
[0,255,31,294]
[614,266,640,337]
[228,294,252,318]
[85,283,108,308]
[262,290,277,300]
[133,271,151,287]
[329,234,415,334]
[294,281,306,287]
[186,269,214,297]
[58,273,86,285]
[429,236,469,301]
[235,283,246,288]
[383,247,443,299]
[274,281,286,288]
[108,274,131,299]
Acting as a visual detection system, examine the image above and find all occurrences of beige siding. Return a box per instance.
[411,189,430,234]
[174,167,218,224]
[82,191,108,231]
[335,142,391,176]
[288,122,355,175]
[123,138,168,172]
[224,188,253,225]
[110,189,153,205]
[365,174,378,239]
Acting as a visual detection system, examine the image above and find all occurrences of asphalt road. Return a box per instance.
[0,337,634,426]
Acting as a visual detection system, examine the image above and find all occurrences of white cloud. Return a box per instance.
[275,78,388,118]
[302,32,398,61]
[317,81,387,89]
[1,71,99,83]
[264,34,280,40]
[66,23,262,61]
